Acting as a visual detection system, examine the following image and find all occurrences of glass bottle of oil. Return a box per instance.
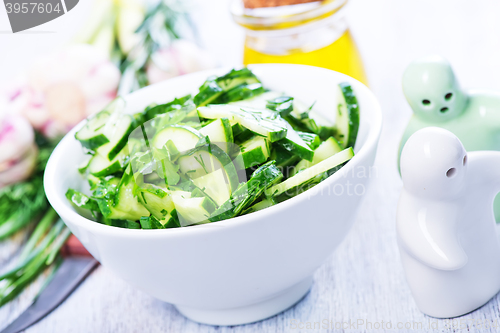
[231,0,368,85]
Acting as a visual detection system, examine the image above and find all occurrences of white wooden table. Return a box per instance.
[2,0,500,331]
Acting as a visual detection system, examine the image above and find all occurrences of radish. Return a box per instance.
[0,114,35,169]
[7,44,120,138]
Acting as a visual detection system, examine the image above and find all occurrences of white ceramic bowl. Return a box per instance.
[45,64,382,326]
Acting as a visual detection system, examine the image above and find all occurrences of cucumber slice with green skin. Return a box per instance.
[194,68,260,106]
[210,161,283,222]
[192,168,231,206]
[75,111,110,150]
[200,118,234,147]
[231,122,245,137]
[234,129,254,145]
[266,96,294,117]
[66,189,100,213]
[97,171,150,221]
[240,135,270,168]
[287,101,337,140]
[96,114,134,160]
[136,185,175,220]
[152,125,202,152]
[242,197,277,215]
[230,91,282,109]
[104,219,141,229]
[88,146,130,177]
[291,137,343,176]
[297,131,321,150]
[265,147,354,197]
[179,144,240,192]
[194,78,223,106]
[89,175,120,196]
[87,174,102,189]
[270,145,300,167]
[216,68,260,91]
[275,124,314,162]
[336,82,360,149]
[314,137,342,160]
[140,215,164,229]
[78,157,92,174]
[197,105,287,142]
[162,210,180,228]
[171,195,217,226]
[139,213,181,229]
[190,186,219,211]
[215,83,266,104]
[239,111,287,142]
[143,94,192,121]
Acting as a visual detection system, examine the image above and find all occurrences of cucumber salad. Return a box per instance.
[66,68,359,229]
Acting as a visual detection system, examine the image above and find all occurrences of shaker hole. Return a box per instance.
[422,99,431,106]
[446,168,457,178]
[463,155,467,166]
[445,92,453,100]
[440,107,449,113]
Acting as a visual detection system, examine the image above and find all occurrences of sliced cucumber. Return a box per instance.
[270,145,300,167]
[287,100,337,140]
[179,144,240,192]
[199,118,233,147]
[136,185,175,220]
[276,124,314,161]
[66,189,100,212]
[292,137,342,176]
[169,190,192,200]
[78,156,92,174]
[104,219,141,229]
[335,82,360,148]
[139,216,164,229]
[75,110,110,150]
[143,94,192,121]
[216,68,259,91]
[210,162,283,222]
[241,135,270,168]
[192,168,231,206]
[242,198,276,215]
[198,105,287,142]
[171,195,216,226]
[96,114,134,160]
[230,91,282,109]
[152,125,202,152]
[194,78,223,106]
[97,171,150,221]
[266,96,294,117]
[194,68,260,106]
[88,146,130,177]
[191,186,218,208]
[139,213,180,229]
[297,131,320,150]
[87,174,101,189]
[238,110,287,142]
[265,147,354,197]
[215,83,265,104]
[231,122,245,137]
[161,210,180,228]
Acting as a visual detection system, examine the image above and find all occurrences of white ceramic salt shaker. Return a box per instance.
[397,127,500,318]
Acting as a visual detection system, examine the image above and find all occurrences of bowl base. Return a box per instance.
[175,276,313,326]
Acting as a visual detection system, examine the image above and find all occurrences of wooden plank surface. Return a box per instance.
[2,0,500,332]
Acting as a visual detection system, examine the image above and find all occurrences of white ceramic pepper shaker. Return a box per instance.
[397,127,500,318]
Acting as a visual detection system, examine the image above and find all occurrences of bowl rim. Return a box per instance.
[44,64,382,239]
